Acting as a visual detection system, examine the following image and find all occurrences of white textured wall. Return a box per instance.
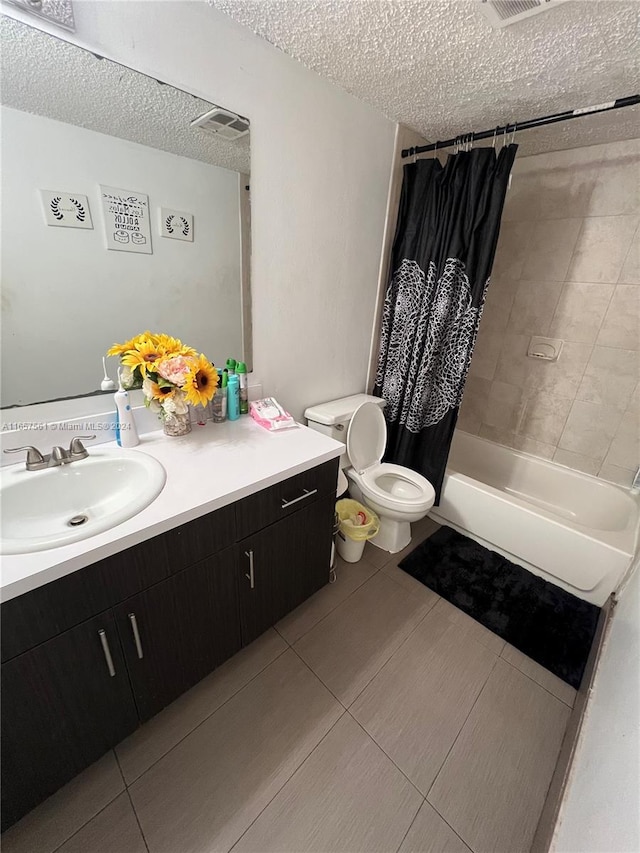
[5,1,396,419]
[551,565,640,852]
[1,106,242,405]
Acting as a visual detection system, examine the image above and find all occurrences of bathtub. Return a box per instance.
[429,431,639,606]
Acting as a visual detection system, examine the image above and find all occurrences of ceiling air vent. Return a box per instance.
[190,108,250,141]
[479,0,569,28]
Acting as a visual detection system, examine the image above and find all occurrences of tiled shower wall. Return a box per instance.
[458,138,639,488]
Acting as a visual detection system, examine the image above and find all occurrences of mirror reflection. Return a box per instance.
[0,17,251,408]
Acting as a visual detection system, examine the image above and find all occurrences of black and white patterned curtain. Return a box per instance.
[374,144,517,503]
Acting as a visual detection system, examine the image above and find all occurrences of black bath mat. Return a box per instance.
[399,526,600,689]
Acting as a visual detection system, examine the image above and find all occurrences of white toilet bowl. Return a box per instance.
[345,402,435,553]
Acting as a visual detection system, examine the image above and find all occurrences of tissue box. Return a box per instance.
[249,398,298,431]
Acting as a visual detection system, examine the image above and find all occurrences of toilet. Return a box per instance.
[305,394,435,553]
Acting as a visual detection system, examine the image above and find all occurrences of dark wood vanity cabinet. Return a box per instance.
[1,458,338,832]
[1,612,139,830]
[115,547,241,722]
[237,493,336,644]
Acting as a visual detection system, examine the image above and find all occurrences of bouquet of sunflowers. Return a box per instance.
[107,332,218,422]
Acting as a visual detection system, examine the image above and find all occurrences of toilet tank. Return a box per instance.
[304,394,385,467]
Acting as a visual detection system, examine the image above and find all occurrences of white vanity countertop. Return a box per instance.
[0,419,344,602]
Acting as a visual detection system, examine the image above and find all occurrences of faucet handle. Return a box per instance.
[3,446,46,469]
[69,435,96,459]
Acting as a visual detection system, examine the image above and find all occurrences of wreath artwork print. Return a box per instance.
[160,208,194,242]
[40,191,93,229]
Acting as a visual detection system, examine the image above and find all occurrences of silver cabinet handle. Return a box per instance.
[98,629,116,677]
[245,549,255,589]
[281,488,317,509]
[128,612,144,659]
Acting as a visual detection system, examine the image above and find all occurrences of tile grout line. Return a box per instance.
[276,558,381,645]
[113,750,151,853]
[48,756,124,853]
[345,711,426,799]
[285,566,382,650]
[124,788,150,853]
[616,220,639,284]
[225,709,349,853]
[392,796,426,853]
[121,643,291,787]
[288,642,350,710]
[343,595,441,711]
[425,654,500,803]
[498,652,576,709]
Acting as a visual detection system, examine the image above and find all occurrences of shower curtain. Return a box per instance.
[374,143,517,503]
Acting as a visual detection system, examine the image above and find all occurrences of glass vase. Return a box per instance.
[163,411,192,437]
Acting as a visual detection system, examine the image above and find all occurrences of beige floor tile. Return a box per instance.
[365,517,440,570]
[380,560,441,605]
[293,572,433,707]
[429,658,570,853]
[129,649,342,853]
[501,644,577,707]
[379,518,443,587]
[362,541,390,568]
[116,628,287,784]
[55,793,146,853]
[398,802,472,853]
[1,752,124,853]
[276,556,378,644]
[351,601,497,794]
[232,714,422,852]
[429,598,506,655]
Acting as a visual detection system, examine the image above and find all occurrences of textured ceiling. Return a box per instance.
[0,16,250,174]
[210,0,639,156]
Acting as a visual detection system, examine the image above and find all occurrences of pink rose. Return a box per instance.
[156,355,193,387]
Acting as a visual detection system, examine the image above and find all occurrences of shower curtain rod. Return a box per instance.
[401,94,640,158]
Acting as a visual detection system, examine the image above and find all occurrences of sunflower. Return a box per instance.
[121,338,166,376]
[154,334,197,358]
[142,377,175,401]
[184,354,218,407]
[107,330,157,357]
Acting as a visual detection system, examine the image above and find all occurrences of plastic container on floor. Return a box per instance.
[335,498,380,563]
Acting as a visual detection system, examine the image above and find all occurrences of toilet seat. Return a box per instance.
[346,403,435,511]
[353,462,435,512]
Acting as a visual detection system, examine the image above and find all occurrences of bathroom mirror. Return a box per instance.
[0,16,252,407]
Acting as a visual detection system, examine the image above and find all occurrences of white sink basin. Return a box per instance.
[1,448,166,554]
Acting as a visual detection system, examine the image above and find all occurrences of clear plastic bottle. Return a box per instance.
[211,370,227,423]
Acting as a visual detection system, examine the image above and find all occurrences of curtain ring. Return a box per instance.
[433,140,439,160]
[510,122,517,145]
[492,126,498,148]
[470,131,474,151]
[502,124,508,149]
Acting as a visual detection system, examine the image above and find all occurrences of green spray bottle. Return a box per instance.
[237,362,248,414]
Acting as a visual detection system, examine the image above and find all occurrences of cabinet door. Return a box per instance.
[238,492,335,645]
[115,547,241,722]
[1,612,137,832]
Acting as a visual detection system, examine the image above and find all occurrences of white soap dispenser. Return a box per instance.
[114,368,140,448]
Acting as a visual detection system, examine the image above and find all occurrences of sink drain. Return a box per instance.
[68,514,88,527]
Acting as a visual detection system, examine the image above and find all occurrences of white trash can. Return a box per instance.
[335,499,380,564]
[336,532,367,563]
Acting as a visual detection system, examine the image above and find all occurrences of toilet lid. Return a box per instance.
[347,402,387,474]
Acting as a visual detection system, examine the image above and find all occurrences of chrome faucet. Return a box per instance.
[3,435,96,471]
